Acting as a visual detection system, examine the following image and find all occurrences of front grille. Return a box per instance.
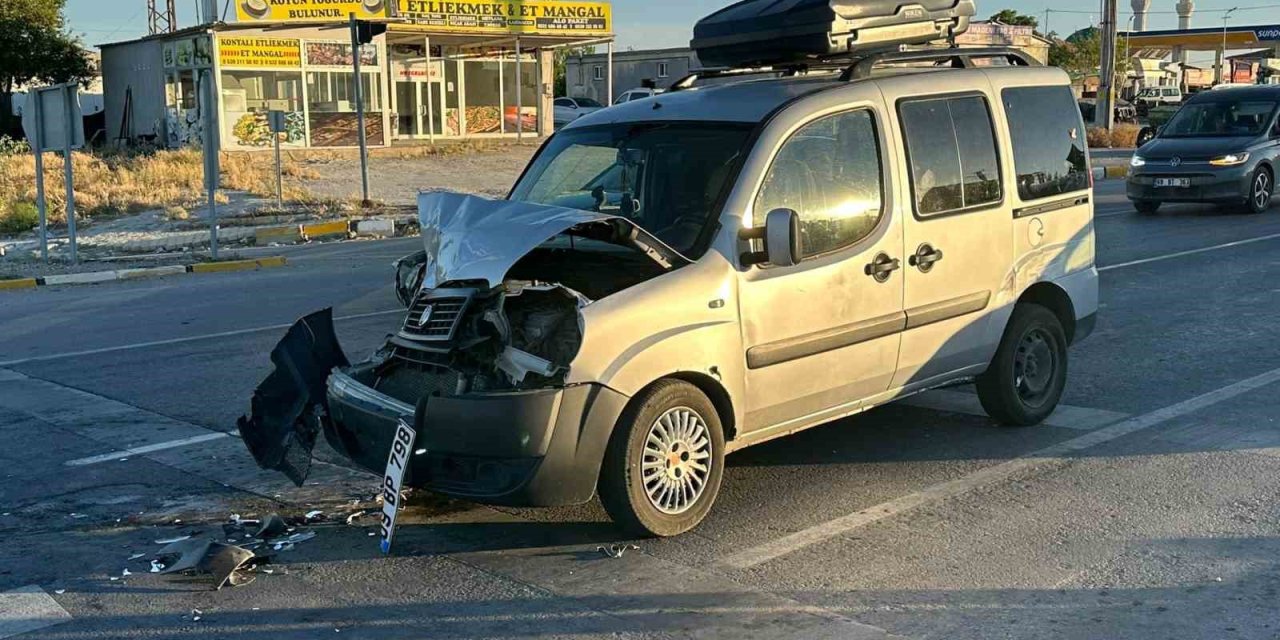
[399,292,470,342]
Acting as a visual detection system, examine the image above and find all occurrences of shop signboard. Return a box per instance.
[218,37,304,69]
[397,0,611,35]
[235,0,392,22]
[393,58,444,82]
[164,35,215,69]
[305,41,379,67]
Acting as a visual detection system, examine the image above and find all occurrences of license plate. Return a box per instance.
[379,418,417,554]
[1155,178,1191,188]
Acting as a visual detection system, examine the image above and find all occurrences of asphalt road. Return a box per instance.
[4,179,1280,639]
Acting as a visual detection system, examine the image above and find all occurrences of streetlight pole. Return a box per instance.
[1125,14,1136,98]
[1221,6,1238,85]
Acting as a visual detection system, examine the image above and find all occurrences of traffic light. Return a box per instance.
[355,21,387,45]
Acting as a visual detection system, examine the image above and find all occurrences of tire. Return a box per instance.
[1244,166,1273,214]
[977,303,1069,427]
[598,380,725,537]
[1134,200,1161,215]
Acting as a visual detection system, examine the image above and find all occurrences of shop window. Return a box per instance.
[306,70,384,147]
[221,70,304,149]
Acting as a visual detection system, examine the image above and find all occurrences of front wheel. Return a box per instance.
[598,380,726,537]
[1244,167,1273,214]
[977,304,1069,427]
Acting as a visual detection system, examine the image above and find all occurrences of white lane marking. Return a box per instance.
[1099,231,1280,272]
[899,389,1128,431]
[721,365,1280,570]
[0,308,403,367]
[65,432,230,467]
[0,586,72,639]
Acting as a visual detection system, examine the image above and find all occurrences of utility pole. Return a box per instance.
[147,0,177,35]
[1095,0,1118,130]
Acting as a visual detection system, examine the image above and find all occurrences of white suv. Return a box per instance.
[240,51,1098,539]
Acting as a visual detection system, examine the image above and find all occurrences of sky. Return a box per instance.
[64,0,1275,65]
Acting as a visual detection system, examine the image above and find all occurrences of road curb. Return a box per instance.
[1093,165,1131,181]
[252,216,413,246]
[2,256,287,292]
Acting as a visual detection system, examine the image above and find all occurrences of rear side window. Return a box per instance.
[1002,86,1089,201]
[899,95,1002,216]
[754,109,884,257]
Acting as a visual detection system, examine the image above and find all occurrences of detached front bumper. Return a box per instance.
[324,367,628,507]
[237,310,629,508]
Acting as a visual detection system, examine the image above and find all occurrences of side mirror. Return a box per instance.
[740,208,801,267]
[394,251,428,307]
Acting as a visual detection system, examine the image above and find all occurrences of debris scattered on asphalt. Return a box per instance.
[344,511,367,525]
[596,544,640,559]
[304,510,325,522]
[156,538,258,590]
[69,513,88,519]
[155,535,191,545]
[150,560,165,573]
[121,568,132,577]
[255,513,290,538]
[190,608,202,622]
[128,553,145,560]
[277,531,316,545]
[272,542,295,552]
[54,589,65,595]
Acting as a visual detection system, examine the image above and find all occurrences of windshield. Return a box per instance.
[1162,100,1277,137]
[576,98,603,108]
[509,122,753,257]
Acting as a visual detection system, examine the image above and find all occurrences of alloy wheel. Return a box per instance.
[1255,171,1272,210]
[641,407,713,515]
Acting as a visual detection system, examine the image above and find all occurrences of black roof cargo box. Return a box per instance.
[691,0,976,68]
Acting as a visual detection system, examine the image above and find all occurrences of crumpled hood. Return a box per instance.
[418,192,687,289]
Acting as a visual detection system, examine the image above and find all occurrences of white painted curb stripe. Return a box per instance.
[721,366,1280,570]
[41,271,118,286]
[0,586,72,639]
[65,432,231,467]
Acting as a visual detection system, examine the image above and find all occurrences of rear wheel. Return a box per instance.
[598,380,725,537]
[1244,166,1273,214]
[977,304,1069,427]
[1134,200,1161,215]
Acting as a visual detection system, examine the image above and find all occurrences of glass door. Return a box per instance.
[395,80,423,137]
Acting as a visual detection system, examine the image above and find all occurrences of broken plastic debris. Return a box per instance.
[191,609,202,622]
[54,589,65,595]
[596,544,640,559]
[121,569,132,577]
[277,531,316,545]
[304,509,325,522]
[156,538,257,590]
[128,553,145,560]
[344,511,367,525]
[255,513,289,539]
[109,577,119,581]
[272,542,295,552]
[150,560,165,573]
[155,535,191,545]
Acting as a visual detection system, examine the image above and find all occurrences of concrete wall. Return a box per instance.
[100,39,167,144]
[565,48,699,103]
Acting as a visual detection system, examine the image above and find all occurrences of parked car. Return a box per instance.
[1128,85,1280,214]
[1134,85,1183,110]
[240,29,1095,539]
[614,88,662,103]
[553,96,603,128]
[1078,97,1138,123]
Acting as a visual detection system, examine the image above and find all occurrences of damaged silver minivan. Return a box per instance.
[238,46,1098,537]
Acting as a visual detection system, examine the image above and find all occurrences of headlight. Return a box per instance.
[1210,152,1250,166]
[1130,155,1146,167]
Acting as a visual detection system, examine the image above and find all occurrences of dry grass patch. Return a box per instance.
[0,148,319,232]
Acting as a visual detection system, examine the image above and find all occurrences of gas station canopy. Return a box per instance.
[1123,24,1280,51]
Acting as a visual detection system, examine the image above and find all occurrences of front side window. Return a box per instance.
[753,110,884,257]
[1163,100,1278,137]
[1003,86,1089,201]
[510,122,752,257]
[900,95,1002,216]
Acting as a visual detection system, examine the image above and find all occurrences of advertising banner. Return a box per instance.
[235,0,391,22]
[397,0,611,35]
[218,37,304,69]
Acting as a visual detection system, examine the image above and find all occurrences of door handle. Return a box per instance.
[908,243,944,273]
[864,252,901,283]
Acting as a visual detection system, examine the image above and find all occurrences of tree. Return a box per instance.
[0,0,93,137]
[989,9,1039,29]
[553,46,595,97]
[1048,27,1131,89]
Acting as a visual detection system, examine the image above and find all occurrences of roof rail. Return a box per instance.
[669,47,1042,92]
[839,47,1040,81]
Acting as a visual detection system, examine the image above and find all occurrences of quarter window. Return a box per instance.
[753,109,884,257]
[900,95,1002,216]
[1002,86,1089,201]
